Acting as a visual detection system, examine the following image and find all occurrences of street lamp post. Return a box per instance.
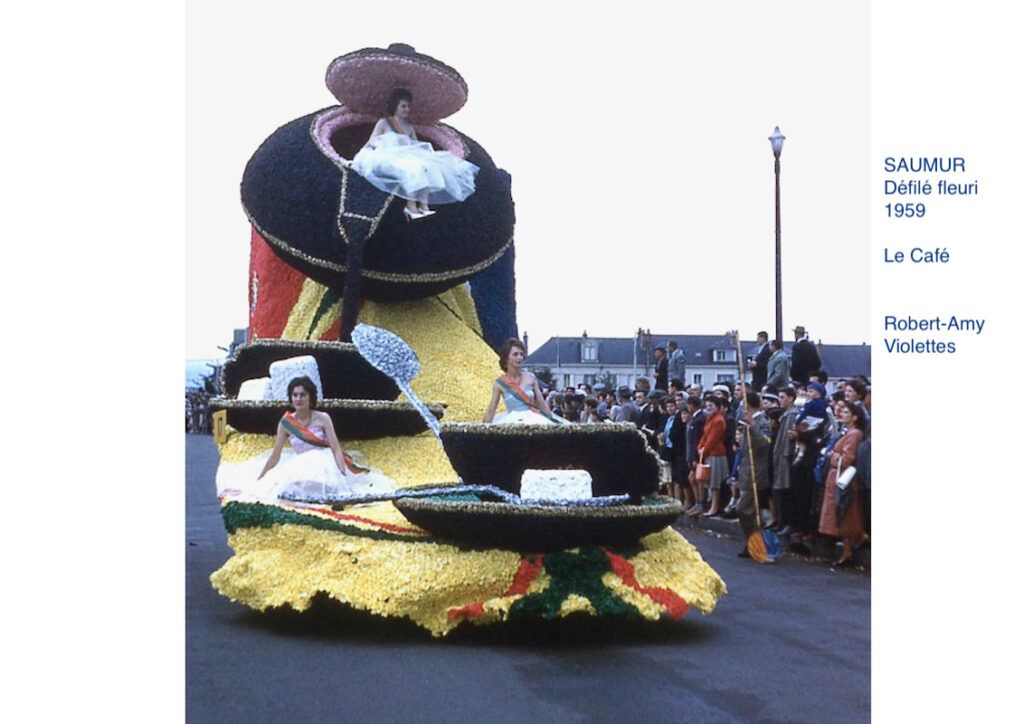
[633,327,641,385]
[769,126,786,344]
[641,328,652,378]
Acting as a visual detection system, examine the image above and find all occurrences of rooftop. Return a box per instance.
[526,334,871,377]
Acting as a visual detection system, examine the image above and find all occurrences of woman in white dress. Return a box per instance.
[351,88,479,220]
[483,339,567,425]
[256,376,395,501]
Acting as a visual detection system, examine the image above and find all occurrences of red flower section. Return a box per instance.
[603,549,689,620]
[310,506,428,536]
[507,554,545,596]
[447,554,545,621]
[249,228,308,339]
[448,603,484,620]
[319,314,342,342]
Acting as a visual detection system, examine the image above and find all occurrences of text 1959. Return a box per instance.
[885,202,926,218]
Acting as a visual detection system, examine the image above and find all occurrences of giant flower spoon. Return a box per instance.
[351,323,441,437]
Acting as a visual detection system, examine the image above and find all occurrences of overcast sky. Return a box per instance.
[186,0,869,359]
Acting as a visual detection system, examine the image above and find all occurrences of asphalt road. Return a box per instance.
[187,434,869,723]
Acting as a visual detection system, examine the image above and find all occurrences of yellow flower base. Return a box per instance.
[211,506,726,637]
[212,289,727,635]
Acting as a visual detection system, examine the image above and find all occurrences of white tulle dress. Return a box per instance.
[351,124,479,204]
[493,380,567,426]
[252,425,396,502]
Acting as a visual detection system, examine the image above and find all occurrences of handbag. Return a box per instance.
[695,452,712,483]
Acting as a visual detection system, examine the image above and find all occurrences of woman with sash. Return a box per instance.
[351,88,479,220]
[255,376,395,500]
[483,339,567,425]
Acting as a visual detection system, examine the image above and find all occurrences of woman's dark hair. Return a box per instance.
[387,88,413,115]
[707,396,726,410]
[842,400,868,431]
[846,379,868,399]
[287,376,319,410]
[498,338,526,372]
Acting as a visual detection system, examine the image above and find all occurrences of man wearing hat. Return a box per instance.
[610,386,638,423]
[667,340,686,388]
[711,383,732,399]
[790,325,821,386]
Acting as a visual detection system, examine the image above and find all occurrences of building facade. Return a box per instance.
[525,332,871,392]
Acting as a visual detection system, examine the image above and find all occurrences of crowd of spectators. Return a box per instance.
[186,390,212,434]
[537,326,871,567]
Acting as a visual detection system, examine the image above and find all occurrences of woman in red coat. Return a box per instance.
[694,397,729,516]
[819,401,868,567]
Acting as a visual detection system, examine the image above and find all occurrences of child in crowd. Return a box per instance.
[792,382,829,465]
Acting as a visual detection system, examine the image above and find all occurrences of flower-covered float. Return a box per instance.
[210,44,726,637]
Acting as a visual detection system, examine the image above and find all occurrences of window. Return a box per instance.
[713,349,737,363]
[716,374,736,383]
[582,342,597,362]
[693,373,703,385]
[584,374,596,385]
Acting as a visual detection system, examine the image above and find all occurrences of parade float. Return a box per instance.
[209,43,725,636]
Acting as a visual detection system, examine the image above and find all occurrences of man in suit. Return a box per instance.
[766,339,791,389]
[610,386,638,423]
[653,346,669,392]
[636,388,661,448]
[667,340,686,387]
[790,325,821,386]
[748,331,771,392]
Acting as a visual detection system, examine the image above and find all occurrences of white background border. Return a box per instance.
[2,0,1021,720]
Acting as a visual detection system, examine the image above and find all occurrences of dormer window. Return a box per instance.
[713,349,737,363]
[582,341,598,362]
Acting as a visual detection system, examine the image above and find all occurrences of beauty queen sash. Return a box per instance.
[496,376,564,424]
[387,116,406,135]
[281,412,370,473]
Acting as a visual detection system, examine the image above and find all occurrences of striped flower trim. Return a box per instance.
[219,498,434,543]
[604,549,689,620]
[447,554,546,621]
[447,546,689,625]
